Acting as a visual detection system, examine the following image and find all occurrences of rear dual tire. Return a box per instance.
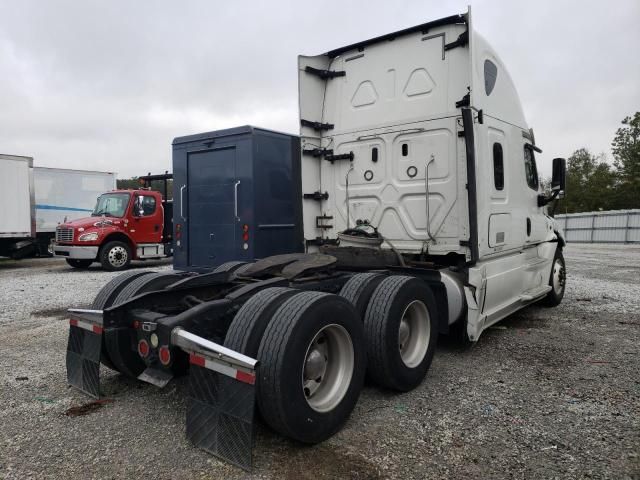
[253,291,366,444]
[363,276,438,392]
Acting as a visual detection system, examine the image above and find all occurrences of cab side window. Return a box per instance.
[136,195,157,216]
[523,145,539,190]
[493,142,504,190]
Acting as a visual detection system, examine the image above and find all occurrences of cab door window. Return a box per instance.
[135,195,157,216]
[523,145,539,190]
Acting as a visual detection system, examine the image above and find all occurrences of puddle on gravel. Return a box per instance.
[31,307,69,319]
[270,444,382,479]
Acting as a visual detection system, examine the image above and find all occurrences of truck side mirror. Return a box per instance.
[133,196,144,217]
[551,157,566,198]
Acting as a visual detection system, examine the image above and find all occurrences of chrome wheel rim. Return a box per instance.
[108,246,128,268]
[552,258,565,295]
[302,324,354,413]
[398,300,430,368]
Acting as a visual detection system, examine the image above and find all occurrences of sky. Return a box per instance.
[1,0,639,178]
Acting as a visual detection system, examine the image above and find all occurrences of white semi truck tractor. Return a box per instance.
[65,9,567,470]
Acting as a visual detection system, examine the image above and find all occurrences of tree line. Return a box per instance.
[557,112,639,213]
[116,177,173,199]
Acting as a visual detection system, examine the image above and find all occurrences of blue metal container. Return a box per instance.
[172,126,302,272]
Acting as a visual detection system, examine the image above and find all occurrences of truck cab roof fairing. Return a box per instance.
[469,29,529,131]
[325,13,467,59]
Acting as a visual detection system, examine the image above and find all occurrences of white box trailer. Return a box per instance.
[0,155,35,258]
[0,157,116,258]
[34,167,116,247]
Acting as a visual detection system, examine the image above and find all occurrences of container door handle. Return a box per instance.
[180,185,186,221]
[234,180,241,222]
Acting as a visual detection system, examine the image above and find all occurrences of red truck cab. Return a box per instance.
[53,188,172,270]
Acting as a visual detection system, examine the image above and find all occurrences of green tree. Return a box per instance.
[560,148,616,213]
[611,112,640,209]
[116,177,141,190]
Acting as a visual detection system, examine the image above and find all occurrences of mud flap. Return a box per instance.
[66,320,103,398]
[186,359,256,470]
[171,328,258,470]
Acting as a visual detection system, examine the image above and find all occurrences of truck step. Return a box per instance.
[137,367,173,388]
[519,285,552,302]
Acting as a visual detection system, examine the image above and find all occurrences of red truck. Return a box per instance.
[52,173,173,270]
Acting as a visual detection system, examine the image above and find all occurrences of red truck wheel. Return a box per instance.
[99,241,131,271]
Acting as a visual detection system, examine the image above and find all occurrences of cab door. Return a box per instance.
[131,193,164,243]
[522,143,547,244]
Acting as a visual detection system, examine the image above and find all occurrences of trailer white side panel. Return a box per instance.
[34,168,116,233]
[0,155,34,238]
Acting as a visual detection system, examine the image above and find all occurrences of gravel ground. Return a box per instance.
[0,245,638,479]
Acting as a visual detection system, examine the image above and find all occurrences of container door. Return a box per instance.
[187,147,237,267]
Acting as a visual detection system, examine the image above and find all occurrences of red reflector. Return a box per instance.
[189,353,205,367]
[92,325,104,334]
[236,370,256,385]
[242,232,249,242]
[69,319,78,327]
[138,339,150,358]
[159,346,171,365]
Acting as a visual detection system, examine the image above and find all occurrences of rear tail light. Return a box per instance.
[176,223,182,240]
[159,346,171,365]
[242,224,249,242]
[138,339,150,358]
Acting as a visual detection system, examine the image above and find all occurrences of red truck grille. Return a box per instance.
[56,227,74,243]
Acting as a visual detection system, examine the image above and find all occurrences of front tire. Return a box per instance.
[542,249,566,307]
[257,291,366,444]
[66,259,93,269]
[99,241,131,271]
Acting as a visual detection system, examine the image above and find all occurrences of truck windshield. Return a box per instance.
[92,193,130,217]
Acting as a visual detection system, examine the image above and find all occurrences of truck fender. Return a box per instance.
[100,231,136,252]
[554,229,566,248]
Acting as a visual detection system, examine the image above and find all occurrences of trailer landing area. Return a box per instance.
[0,246,638,479]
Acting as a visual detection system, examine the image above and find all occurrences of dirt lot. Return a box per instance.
[0,245,638,479]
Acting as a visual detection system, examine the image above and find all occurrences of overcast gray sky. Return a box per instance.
[1,0,638,178]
